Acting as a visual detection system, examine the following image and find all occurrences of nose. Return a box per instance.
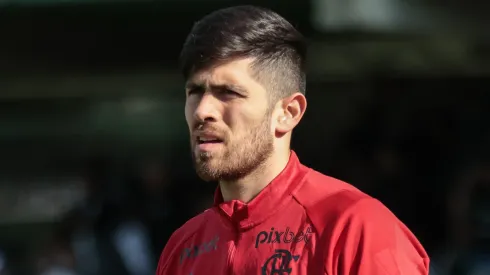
[193,92,220,123]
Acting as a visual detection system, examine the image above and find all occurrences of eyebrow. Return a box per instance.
[185,82,247,94]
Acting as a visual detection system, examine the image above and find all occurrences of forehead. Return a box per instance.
[185,58,264,92]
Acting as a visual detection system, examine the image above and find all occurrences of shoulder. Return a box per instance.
[292,169,400,234]
[293,169,429,260]
[177,207,215,235]
[293,169,371,216]
[156,208,216,273]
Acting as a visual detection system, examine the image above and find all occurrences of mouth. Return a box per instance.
[197,137,223,145]
[195,132,225,151]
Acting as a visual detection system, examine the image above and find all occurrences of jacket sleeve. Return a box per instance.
[327,198,430,275]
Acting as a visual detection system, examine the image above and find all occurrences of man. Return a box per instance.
[157,5,429,275]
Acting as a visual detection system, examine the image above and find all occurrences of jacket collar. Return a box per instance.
[213,151,309,230]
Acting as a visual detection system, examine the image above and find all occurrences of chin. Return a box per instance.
[195,169,221,182]
[197,174,217,182]
[194,160,221,181]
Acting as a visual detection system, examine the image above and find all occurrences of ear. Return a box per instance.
[275,92,307,135]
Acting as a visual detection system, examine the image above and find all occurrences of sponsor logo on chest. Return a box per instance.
[180,235,219,264]
[255,226,313,248]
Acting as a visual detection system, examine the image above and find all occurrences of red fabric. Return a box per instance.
[156,151,429,275]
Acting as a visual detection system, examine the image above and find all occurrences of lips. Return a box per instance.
[195,132,224,153]
[195,132,224,145]
[197,136,223,144]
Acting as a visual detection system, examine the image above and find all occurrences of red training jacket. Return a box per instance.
[156,151,429,275]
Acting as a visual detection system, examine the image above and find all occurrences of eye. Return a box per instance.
[187,88,203,96]
[223,89,238,95]
[218,88,247,100]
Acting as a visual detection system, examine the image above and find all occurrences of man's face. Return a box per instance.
[184,58,274,182]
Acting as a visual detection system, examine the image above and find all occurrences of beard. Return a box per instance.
[191,114,274,182]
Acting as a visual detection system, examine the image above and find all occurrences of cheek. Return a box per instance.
[222,101,269,133]
[269,118,276,133]
[184,102,194,129]
[228,115,267,136]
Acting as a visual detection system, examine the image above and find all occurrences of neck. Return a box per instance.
[219,149,291,203]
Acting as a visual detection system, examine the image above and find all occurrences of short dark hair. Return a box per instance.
[179,5,307,99]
